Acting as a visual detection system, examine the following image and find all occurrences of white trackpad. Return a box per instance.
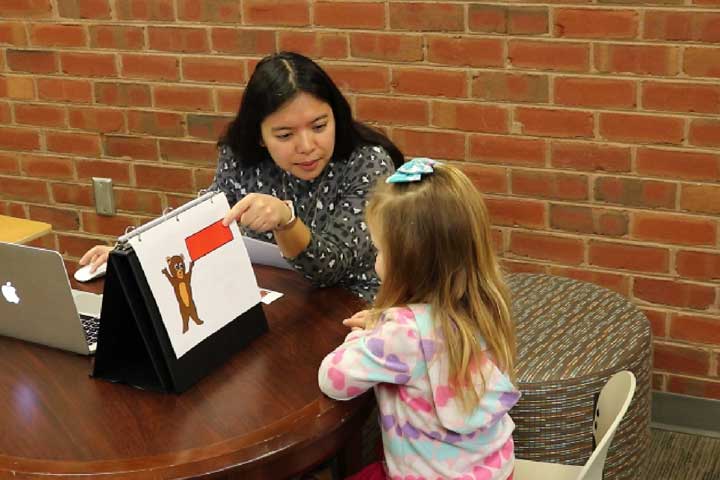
[72,290,102,317]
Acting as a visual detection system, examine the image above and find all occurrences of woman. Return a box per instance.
[81,51,403,300]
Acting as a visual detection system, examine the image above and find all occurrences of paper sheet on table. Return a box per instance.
[259,288,284,304]
[242,236,293,270]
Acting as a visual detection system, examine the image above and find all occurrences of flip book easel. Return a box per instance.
[92,191,268,393]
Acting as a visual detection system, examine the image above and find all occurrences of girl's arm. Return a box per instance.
[318,308,421,400]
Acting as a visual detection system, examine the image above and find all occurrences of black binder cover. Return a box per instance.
[92,246,268,393]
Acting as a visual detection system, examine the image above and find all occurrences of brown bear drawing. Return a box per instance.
[161,254,203,334]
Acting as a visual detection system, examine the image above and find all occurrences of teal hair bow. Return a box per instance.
[386,157,441,184]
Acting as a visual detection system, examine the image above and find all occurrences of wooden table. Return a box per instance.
[0,214,52,244]
[0,266,372,479]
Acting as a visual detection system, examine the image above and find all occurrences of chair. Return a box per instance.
[514,371,637,480]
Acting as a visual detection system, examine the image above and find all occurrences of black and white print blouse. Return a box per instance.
[210,143,395,300]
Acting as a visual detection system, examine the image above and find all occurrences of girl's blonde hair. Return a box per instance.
[367,163,515,412]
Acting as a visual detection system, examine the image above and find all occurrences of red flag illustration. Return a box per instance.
[185,220,233,262]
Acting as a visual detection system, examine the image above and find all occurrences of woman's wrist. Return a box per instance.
[274,200,297,231]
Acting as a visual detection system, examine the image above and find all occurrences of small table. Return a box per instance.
[509,273,651,480]
[0,214,52,244]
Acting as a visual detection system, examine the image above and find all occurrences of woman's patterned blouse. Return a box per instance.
[210,143,394,300]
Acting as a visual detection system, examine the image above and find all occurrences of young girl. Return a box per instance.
[318,159,519,480]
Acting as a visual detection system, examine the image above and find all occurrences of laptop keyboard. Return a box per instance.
[79,314,99,346]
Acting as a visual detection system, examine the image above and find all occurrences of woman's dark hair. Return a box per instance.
[219,52,403,168]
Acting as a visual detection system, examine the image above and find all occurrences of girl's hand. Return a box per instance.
[342,310,372,331]
[222,193,292,233]
[79,245,113,273]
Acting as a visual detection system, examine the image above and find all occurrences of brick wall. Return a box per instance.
[1,0,718,399]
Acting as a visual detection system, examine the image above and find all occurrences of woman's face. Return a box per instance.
[260,92,336,181]
[370,226,385,282]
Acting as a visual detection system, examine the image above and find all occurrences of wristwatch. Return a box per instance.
[274,200,297,231]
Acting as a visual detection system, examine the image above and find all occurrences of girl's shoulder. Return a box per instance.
[378,304,431,326]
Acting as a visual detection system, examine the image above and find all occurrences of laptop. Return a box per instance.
[0,242,102,355]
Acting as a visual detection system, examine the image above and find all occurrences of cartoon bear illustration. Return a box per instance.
[161,254,203,334]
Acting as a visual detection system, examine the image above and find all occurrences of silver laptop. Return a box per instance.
[0,242,102,355]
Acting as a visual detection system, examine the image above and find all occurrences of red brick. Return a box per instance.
[351,33,423,63]
[114,188,163,215]
[554,77,636,109]
[555,8,638,39]
[641,308,667,338]
[508,7,549,35]
[510,231,585,264]
[0,176,49,202]
[324,65,389,93]
[392,129,465,161]
[5,77,34,100]
[392,68,466,97]
[76,159,131,185]
[58,233,105,258]
[30,24,86,47]
[427,36,504,67]
[7,49,57,73]
[643,81,720,114]
[589,240,669,273]
[670,313,720,345]
[159,140,216,166]
[636,148,720,182]
[486,197,546,228]
[597,210,630,237]
[459,164,507,194]
[244,0,310,26]
[547,266,630,296]
[0,126,40,150]
[216,88,244,113]
[116,0,174,21]
[193,169,216,192]
[121,54,179,81]
[676,250,720,281]
[508,40,589,72]
[37,78,92,103]
[550,204,629,237]
[595,44,679,76]
[356,97,428,127]
[277,32,347,59]
[689,119,720,148]
[46,132,101,156]
[635,277,715,309]
[167,193,199,209]
[314,1,384,29]
[135,164,195,193]
[644,11,720,43]
[600,113,684,144]
[471,72,549,103]
[89,25,144,49]
[148,27,208,53]
[128,110,185,137]
[0,152,19,174]
[654,343,710,376]
[595,177,675,209]
[81,211,138,236]
[512,170,588,200]
[154,86,213,112]
[0,0,52,18]
[681,184,720,215]
[0,21,27,45]
[94,82,152,107]
[684,47,720,78]
[632,212,716,246]
[389,2,464,31]
[51,182,93,206]
[104,135,158,160]
[551,141,631,172]
[515,107,594,138]
[431,101,507,133]
[57,0,110,18]
[182,58,245,84]
[211,28,276,55]
[468,4,506,33]
[503,260,547,275]
[28,205,79,231]
[469,134,545,167]
[667,377,720,401]
[68,107,125,133]
[20,154,74,179]
[0,102,8,123]
[187,114,231,140]
[61,52,116,77]
[177,0,241,23]
[14,104,66,127]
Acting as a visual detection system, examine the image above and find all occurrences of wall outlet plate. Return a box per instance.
[92,177,116,216]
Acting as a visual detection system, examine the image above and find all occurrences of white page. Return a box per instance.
[242,236,293,270]
[128,193,260,359]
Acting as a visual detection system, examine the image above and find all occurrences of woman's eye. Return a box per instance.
[313,123,327,132]
[275,133,292,140]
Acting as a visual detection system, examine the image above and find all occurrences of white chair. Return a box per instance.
[514,371,637,480]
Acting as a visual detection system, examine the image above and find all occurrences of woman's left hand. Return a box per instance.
[222,193,291,232]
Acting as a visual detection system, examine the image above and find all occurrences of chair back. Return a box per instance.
[577,371,636,480]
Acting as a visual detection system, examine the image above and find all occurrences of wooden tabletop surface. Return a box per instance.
[0,214,52,244]
[0,265,372,479]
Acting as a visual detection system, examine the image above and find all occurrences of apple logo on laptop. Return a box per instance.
[2,281,20,304]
